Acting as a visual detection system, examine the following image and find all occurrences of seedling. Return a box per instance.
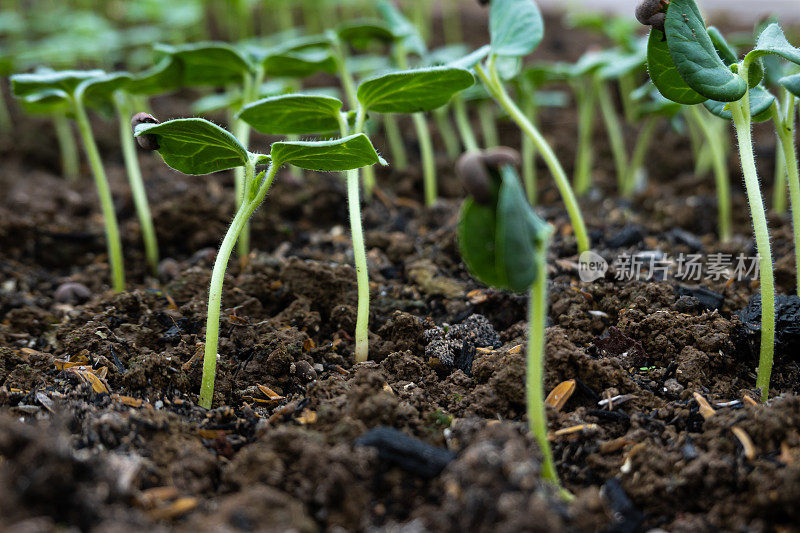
[468,0,591,254]
[135,116,382,408]
[456,148,569,500]
[643,0,800,399]
[12,69,126,292]
[238,64,473,361]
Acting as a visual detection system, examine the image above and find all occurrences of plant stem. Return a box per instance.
[622,116,657,198]
[383,113,408,170]
[478,101,499,148]
[73,97,125,292]
[453,95,479,152]
[689,105,731,242]
[442,0,462,44]
[773,95,800,296]
[0,89,11,134]
[114,93,159,276]
[594,76,628,192]
[231,71,260,259]
[527,229,571,501]
[573,83,595,196]
[774,140,787,213]
[434,106,461,159]
[53,111,80,182]
[618,73,637,124]
[347,168,370,362]
[521,97,538,204]
[413,112,437,206]
[476,61,590,254]
[201,160,278,409]
[730,98,775,402]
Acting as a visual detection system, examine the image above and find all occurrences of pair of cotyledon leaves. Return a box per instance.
[648,0,800,120]
[133,62,475,175]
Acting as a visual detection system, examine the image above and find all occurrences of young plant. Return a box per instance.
[134,116,382,408]
[469,0,591,254]
[456,148,569,500]
[12,69,126,292]
[238,65,473,360]
[643,0,800,399]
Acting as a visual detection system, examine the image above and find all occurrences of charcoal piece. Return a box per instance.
[736,294,800,362]
[355,426,456,478]
[675,285,724,310]
[605,225,644,248]
[601,478,644,533]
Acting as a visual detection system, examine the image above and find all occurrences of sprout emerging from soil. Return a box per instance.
[134,117,382,409]
[456,148,569,500]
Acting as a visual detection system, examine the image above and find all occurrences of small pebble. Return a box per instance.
[54,282,92,304]
[292,360,317,383]
[158,258,181,281]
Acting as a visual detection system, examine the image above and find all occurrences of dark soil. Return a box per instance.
[2,6,800,533]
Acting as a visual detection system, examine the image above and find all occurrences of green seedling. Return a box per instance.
[239,65,472,360]
[135,117,382,408]
[467,0,591,254]
[455,148,569,500]
[12,69,126,292]
[644,0,800,399]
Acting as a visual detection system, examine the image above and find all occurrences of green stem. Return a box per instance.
[773,96,800,296]
[231,72,260,258]
[453,95,479,152]
[413,112,437,206]
[527,230,571,500]
[54,111,80,182]
[594,76,628,192]
[0,88,11,134]
[73,97,125,292]
[774,139,787,214]
[477,60,590,254]
[521,97,538,204]
[689,105,731,242]
[573,84,596,196]
[201,160,278,409]
[114,93,159,276]
[442,0,462,44]
[411,0,430,43]
[348,168,370,362]
[618,73,637,124]
[622,116,657,198]
[478,101,499,148]
[434,106,461,159]
[383,113,408,171]
[730,97,775,402]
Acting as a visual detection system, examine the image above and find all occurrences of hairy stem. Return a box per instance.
[774,140,787,214]
[434,106,461,159]
[594,77,628,192]
[773,96,800,296]
[54,111,80,182]
[383,114,408,170]
[731,98,775,401]
[201,161,277,409]
[453,95,479,152]
[478,101,499,148]
[115,93,159,276]
[521,97,538,204]
[573,83,595,196]
[623,116,657,198]
[689,105,731,242]
[477,61,590,254]
[73,97,125,292]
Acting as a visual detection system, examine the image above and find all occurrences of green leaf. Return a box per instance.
[664,0,747,102]
[448,45,491,70]
[337,19,395,49]
[11,69,105,98]
[357,66,474,113]
[490,0,544,58]
[238,94,344,135]
[646,29,706,104]
[458,165,548,292]
[702,85,776,122]
[270,133,382,171]
[134,118,249,175]
[261,47,338,78]
[747,23,800,67]
[598,47,646,80]
[156,42,252,87]
[707,26,738,65]
[76,72,133,107]
[376,0,427,56]
[127,56,183,96]
[17,89,71,114]
[780,72,800,97]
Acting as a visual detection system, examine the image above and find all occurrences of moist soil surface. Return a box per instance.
[3,9,800,533]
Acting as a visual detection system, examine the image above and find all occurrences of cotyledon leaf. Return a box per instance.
[270,133,383,171]
[237,94,344,135]
[489,0,544,58]
[780,72,800,97]
[356,66,474,114]
[702,85,776,122]
[134,118,249,175]
[664,0,746,102]
[646,29,706,105]
[746,23,800,67]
